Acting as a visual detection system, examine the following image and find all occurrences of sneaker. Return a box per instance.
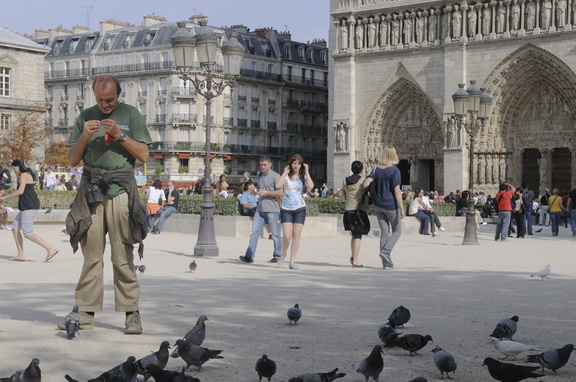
[239,255,254,264]
[152,229,160,235]
[432,232,437,237]
[277,259,284,267]
[268,257,279,263]
[57,311,94,330]
[125,312,143,335]
[379,252,394,269]
[482,222,488,225]
[289,264,299,270]
[439,226,446,231]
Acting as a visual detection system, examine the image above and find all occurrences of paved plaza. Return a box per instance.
[0,222,574,381]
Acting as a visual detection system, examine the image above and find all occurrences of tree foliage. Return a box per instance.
[0,101,49,164]
[44,141,70,168]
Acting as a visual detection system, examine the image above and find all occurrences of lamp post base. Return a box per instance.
[462,210,479,245]
[194,187,219,257]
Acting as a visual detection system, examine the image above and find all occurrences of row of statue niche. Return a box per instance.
[474,153,509,185]
[337,0,575,49]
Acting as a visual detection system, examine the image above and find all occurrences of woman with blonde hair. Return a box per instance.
[274,154,314,269]
[363,146,404,269]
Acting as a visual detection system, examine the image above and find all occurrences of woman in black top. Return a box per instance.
[0,159,58,262]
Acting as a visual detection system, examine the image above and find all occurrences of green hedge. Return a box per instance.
[3,191,456,217]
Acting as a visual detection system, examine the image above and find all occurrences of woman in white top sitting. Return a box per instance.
[408,188,435,236]
[145,180,166,232]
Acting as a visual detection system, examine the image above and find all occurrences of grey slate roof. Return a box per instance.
[0,27,50,53]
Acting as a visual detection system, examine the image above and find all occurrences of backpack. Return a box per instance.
[0,168,11,189]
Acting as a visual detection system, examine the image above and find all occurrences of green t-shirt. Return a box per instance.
[67,102,152,196]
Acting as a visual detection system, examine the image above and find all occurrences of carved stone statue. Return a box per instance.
[355,21,365,49]
[556,0,567,27]
[417,11,426,43]
[542,0,552,28]
[335,123,346,152]
[392,16,400,45]
[482,3,492,35]
[429,9,438,41]
[404,13,413,43]
[442,7,451,39]
[368,18,377,48]
[468,5,478,36]
[511,0,521,30]
[526,0,536,30]
[452,5,462,38]
[446,117,456,148]
[478,154,486,185]
[497,1,507,33]
[380,16,389,46]
[341,19,349,49]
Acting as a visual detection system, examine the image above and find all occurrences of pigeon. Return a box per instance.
[78,356,138,382]
[408,378,428,382]
[62,228,69,236]
[398,334,433,355]
[535,228,543,233]
[388,305,411,328]
[287,304,302,324]
[189,261,197,272]
[377,321,401,347]
[432,346,457,379]
[526,343,574,373]
[530,264,551,280]
[64,304,82,340]
[135,341,171,381]
[137,265,146,274]
[288,368,346,382]
[483,357,543,382]
[171,315,209,358]
[357,345,384,382]
[490,316,519,340]
[489,338,541,360]
[0,358,41,382]
[255,354,277,382]
[172,338,223,371]
[45,207,52,214]
[145,365,200,382]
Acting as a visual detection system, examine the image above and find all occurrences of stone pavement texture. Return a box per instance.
[0,223,574,381]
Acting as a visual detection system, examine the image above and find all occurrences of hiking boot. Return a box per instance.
[125,312,143,335]
[57,311,94,330]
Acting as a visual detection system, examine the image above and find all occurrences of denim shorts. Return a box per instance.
[280,207,307,224]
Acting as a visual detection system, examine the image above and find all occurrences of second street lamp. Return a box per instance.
[170,21,243,256]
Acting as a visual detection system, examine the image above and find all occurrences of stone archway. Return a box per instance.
[362,78,444,190]
[482,44,576,192]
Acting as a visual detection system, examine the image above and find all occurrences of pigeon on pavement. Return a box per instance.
[0,358,41,382]
[288,368,346,382]
[145,365,200,382]
[530,264,551,280]
[64,305,82,340]
[136,341,171,381]
[408,378,427,382]
[137,265,146,274]
[172,338,223,371]
[255,354,277,382]
[490,316,519,340]
[357,345,384,382]
[432,346,457,379]
[189,261,197,272]
[398,334,433,355]
[526,343,574,373]
[287,304,302,324]
[483,357,543,382]
[378,321,401,347]
[388,305,411,328]
[489,338,541,360]
[171,315,209,358]
[79,356,138,382]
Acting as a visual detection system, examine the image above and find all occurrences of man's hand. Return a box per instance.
[83,120,102,137]
[101,119,122,139]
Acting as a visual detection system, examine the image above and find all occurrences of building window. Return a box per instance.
[287,66,292,81]
[301,68,306,83]
[298,46,305,60]
[0,114,11,130]
[307,49,313,62]
[321,51,327,65]
[0,67,10,96]
[284,44,290,58]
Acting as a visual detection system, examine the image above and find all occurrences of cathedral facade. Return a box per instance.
[329,0,576,196]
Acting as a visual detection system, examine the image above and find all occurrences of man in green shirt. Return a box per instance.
[62,74,151,334]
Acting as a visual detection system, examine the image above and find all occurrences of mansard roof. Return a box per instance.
[46,32,100,56]
[0,27,50,53]
[277,39,328,67]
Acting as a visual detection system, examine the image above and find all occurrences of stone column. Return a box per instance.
[491,0,498,38]
[539,148,550,191]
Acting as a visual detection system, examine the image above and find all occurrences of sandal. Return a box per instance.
[44,250,58,262]
[349,257,354,265]
[352,263,364,268]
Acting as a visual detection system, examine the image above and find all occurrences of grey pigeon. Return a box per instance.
[189,261,197,272]
[0,358,41,382]
[432,346,457,379]
[357,345,384,382]
[137,265,146,274]
[255,354,277,382]
[288,368,346,382]
[490,316,519,340]
[408,378,427,382]
[136,341,171,381]
[145,365,200,382]
[483,357,543,382]
[530,264,551,280]
[172,338,223,371]
[398,334,433,355]
[76,356,138,382]
[526,343,574,373]
[287,304,302,324]
[377,321,401,347]
[388,305,411,328]
[64,305,82,340]
[171,315,209,358]
[489,338,541,360]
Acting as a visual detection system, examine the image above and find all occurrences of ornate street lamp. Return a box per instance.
[452,80,493,245]
[171,21,243,256]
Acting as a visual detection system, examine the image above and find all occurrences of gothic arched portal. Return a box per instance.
[362,78,444,190]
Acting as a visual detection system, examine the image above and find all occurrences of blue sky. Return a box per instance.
[3,0,329,43]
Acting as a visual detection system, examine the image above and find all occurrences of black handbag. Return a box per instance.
[346,191,371,235]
